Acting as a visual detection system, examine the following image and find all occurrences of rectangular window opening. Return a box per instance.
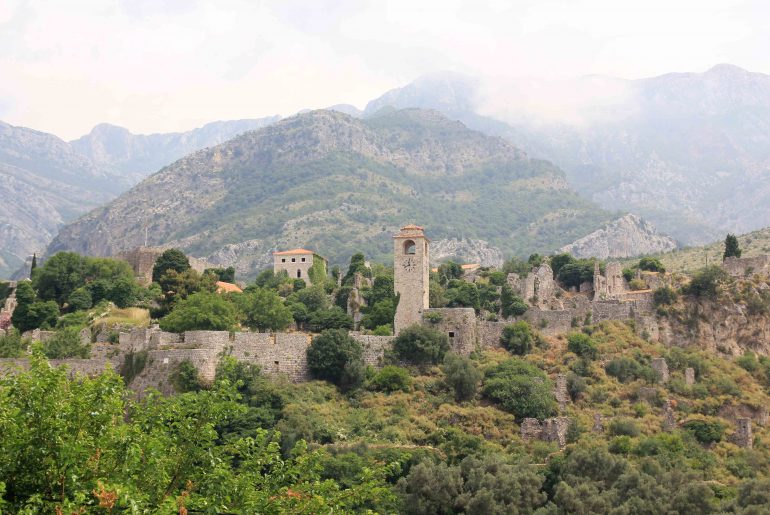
[448,331,455,338]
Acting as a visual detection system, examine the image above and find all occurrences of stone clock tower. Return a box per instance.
[393,224,430,334]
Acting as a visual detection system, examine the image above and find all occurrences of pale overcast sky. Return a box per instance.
[1,0,768,139]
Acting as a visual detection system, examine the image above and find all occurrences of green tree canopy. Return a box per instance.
[393,324,449,365]
[11,282,59,333]
[159,291,239,332]
[437,261,463,286]
[638,257,666,273]
[306,329,365,390]
[500,284,528,318]
[152,248,191,283]
[723,233,742,260]
[309,306,353,332]
[441,353,482,401]
[500,321,538,355]
[0,352,394,512]
[232,288,293,332]
[482,358,557,420]
[204,266,235,282]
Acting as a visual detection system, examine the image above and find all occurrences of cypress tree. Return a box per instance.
[723,234,742,261]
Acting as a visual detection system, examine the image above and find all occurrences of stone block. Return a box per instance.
[733,418,753,448]
[684,367,695,386]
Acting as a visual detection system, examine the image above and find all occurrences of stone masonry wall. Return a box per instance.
[477,321,507,350]
[723,255,770,278]
[423,308,477,355]
[229,332,312,382]
[353,334,396,367]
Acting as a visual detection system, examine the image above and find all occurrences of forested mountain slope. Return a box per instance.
[48,109,611,276]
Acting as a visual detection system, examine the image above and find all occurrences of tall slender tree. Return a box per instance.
[723,234,742,260]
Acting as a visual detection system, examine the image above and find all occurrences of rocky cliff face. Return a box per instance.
[70,117,280,181]
[559,214,677,259]
[659,296,770,357]
[431,238,504,268]
[47,109,610,276]
[0,121,122,278]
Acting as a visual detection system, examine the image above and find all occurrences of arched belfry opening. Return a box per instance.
[404,240,416,255]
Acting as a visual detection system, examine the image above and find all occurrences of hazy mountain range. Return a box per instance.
[360,64,770,245]
[0,117,278,276]
[2,63,769,277]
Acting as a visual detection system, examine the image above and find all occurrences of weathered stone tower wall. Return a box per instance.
[115,246,213,286]
[394,225,430,334]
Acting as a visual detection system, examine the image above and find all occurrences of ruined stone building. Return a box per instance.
[593,262,627,300]
[273,248,327,286]
[115,246,213,286]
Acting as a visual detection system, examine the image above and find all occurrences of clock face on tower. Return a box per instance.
[402,257,416,272]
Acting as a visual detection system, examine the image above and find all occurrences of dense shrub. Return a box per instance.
[638,257,666,273]
[151,248,191,283]
[682,419,725,444]
[398,456,547,515]
[441,353,482,401]
[43,327,90,359]
[0,329,27,358]
[567,332,598,360]
[500,321,538,355]
[684,266,729,299]
[309,306,354,332]
[737,351,760,373]
[566,372,586,400]
[608,418,641,437]
[306,329,365,391]
[369,366,412,393]
[393,325,449,366]
[172,359,203,392]
[159,291,239,332]
[605,357,655,383]
[653,286,678,306]
[500,284,528,318]
[483,358,557,420]
[231,288,293,332]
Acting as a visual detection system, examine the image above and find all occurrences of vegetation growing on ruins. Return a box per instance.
[4,245,770,512]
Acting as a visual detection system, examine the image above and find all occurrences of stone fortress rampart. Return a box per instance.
[3,228,770,400]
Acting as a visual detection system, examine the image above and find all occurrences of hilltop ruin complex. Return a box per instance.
[2,225,770,401]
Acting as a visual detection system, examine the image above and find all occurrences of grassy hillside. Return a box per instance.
[626,227,770,273]
[4,320,770,512]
